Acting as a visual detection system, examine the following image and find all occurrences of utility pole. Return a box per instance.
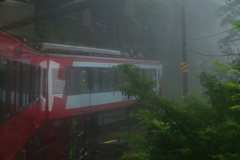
[181,0,188,96]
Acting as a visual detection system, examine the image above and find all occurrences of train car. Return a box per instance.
[0,33,162,159]
[0,29,47,160]
[35,43,163,120]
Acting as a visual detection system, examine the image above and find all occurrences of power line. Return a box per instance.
[186,29,230,40]
[187,40,219,48]
[187,48,239,57]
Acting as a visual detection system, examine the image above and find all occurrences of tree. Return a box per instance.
[217,0,240,55]
[116,63,240,160]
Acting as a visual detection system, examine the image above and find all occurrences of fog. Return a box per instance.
[0,0,236,99]
[156,0,233,98]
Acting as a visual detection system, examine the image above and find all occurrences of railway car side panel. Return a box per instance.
[47,57,162,120]
[31,58,48,123]
[0,57,48,160]
[0,30,47,160]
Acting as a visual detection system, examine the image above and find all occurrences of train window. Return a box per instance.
[30,66,36,104]
[116,70,124,90]
[100,68,109,91]
[22,65,27,107]
[65,67,78,95]
[91,68,100,93]
[3,60,11,116]
[11,62,23,111]
[140,69,144,77]
[25,65,31,106]
[15,62,21,110]
[151,70,157,81]
[0,57,2,120]
[79,68,90,93]
[35,66,40,100]
[143,69,156,88]
[11,62,16,113]
[19,63,24,109]
[122,72,129,85]
[28,66,32,104]
[66,67,119,94]
[109,69,115,91]
[40,68,43,97]
[11,62,23,112]
[144,69,151,79]
[42,69,47,98]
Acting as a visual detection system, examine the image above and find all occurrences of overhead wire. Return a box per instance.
[186,29,230,40]
[188,31,218,55]
[187,48,239,57]
[187,40,219,48]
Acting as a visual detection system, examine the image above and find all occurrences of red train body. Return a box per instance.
[0,30,163,160]
[0,30,47,160]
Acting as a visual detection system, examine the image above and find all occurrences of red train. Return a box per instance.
[0,29,162,160]
[0,30,47,160]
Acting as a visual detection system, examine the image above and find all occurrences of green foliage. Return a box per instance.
[200,121,240,160]
[117,63,240,160]
[205,60,240,111]
[199,72,234,122]
[115,63,157,101]
[217,0,240,54]
[231,21,240,32]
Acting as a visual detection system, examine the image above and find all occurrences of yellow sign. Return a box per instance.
[181,62,189,72]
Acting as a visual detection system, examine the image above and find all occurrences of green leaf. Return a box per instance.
[229,105,240,110]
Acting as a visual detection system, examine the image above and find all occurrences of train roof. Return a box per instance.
[0,28,46,57]
[34,43,122,56]
[32,43,162,65]
[45,52,162,65]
